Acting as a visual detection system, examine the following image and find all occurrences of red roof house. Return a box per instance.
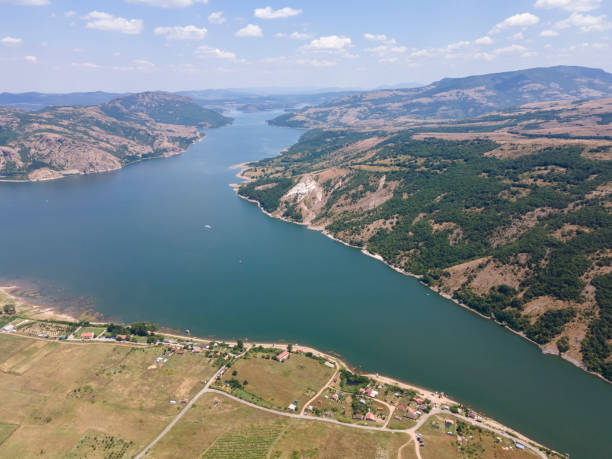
[81,332,94,340]
[275,350,290,362]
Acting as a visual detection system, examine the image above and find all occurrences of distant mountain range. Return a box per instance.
[0,89,362,114]
[270,66,612,128]
[0,92,231,181]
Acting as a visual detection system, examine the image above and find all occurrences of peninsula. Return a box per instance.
[0,92,231,182]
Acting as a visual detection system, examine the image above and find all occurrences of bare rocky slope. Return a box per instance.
[241,97,612,380]
[0,92,231,181]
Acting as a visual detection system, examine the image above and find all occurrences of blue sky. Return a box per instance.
[0,0,610,92]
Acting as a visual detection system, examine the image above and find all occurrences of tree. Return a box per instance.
[232,370,237,376]
[236,339,244,351]
[3,303,16,315]
[243,379,248,386]
[556,336,570,354]
[287,343,293,353]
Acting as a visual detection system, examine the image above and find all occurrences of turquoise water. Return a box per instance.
[0,112,609,458]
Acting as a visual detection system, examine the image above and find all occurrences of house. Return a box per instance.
[177,350,185,354]
[275,350,290,362]
[116,334,127,341]
[469,411,477,419]
[331,394,339,401]
[81,332,94,340]
[365,412,375,422]
[397,405,406,412]
[415,398,424,404]
[288,404,296,411]
[404,411,417,420]
[369,390,378,398]
[324,361,335,368]
[516,443,525,450]
[444,418,455,426]
[353,413,364,420]
[359,388,366,393]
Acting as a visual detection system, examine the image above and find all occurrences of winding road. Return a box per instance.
[135,367,547,458]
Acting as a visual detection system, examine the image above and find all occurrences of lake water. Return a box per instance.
[0,111,610,458]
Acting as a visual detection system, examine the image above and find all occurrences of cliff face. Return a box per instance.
[242,98,612,379]
[0,92,231,181]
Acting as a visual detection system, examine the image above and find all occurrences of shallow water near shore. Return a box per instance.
[0,111,610,458]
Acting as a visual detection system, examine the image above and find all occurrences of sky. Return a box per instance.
[0,0,610,92]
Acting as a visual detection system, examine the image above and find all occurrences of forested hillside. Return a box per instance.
[241,99,612,379]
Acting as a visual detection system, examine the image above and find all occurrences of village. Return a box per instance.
[0,300,558,458]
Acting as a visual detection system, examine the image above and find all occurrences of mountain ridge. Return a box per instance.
[270,66,612,128]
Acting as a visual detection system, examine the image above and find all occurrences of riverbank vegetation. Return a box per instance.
[239,101,612,379]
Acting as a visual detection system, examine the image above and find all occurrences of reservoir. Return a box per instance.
[0,111,610,458]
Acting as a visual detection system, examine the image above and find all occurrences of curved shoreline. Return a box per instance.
[231,163,610,385]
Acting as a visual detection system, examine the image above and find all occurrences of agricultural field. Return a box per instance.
[149,392,407,459]
[218,349,334,410]
[417,414,538,459]
[0,334,217,457]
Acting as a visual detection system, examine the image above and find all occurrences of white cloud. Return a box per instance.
[84,11,143,34]
[494,44,529,54]
[475,36,493,45]
[275,31,311,40]
[296,58,336,67]
[126,0,208,8]
[154,25,207,40]
[1,36,23,46]
[511,31,525,40]
[535,0,601,12]
[474,52,496,61]
[64,10,76,18]
[447,40,470,50]
[306,35,352,50]
[236,24,263,37]
[540,29,560,36]
[490,13,540,34]
[23,55,37,62]
[364,33,396,45]
[208,11,226,24]
[71,62,101,69]
[132,59,155,71]
[254,6,302,20]
[366,44,407,57]
[556,12,611,31]
[195,45,238,60]
[0,0,49,5]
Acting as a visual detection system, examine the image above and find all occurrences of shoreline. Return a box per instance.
[231,164,610,385]
[0,290,558,457]
[0,132,207,184]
